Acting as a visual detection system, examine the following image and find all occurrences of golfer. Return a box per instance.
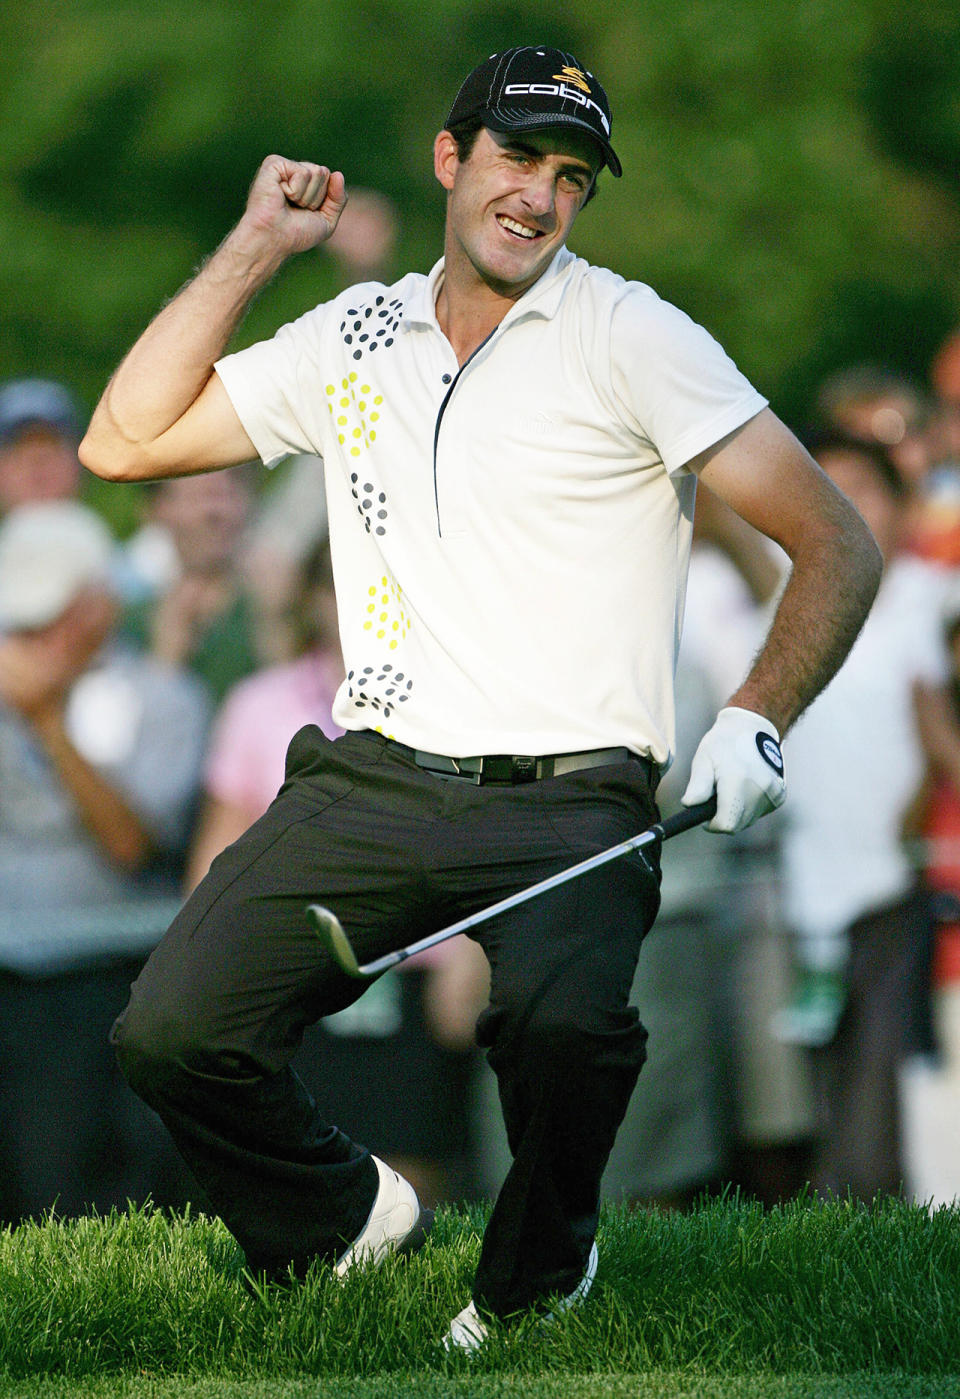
[81,46,881,1348]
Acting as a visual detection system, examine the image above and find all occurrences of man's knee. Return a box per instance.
[481,989,647,1077]
[111,984,208,1103]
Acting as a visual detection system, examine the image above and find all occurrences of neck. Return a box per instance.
[435,237,550,365]
[434,283,509,365]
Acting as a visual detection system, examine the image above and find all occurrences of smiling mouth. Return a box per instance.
[496,214,543,241]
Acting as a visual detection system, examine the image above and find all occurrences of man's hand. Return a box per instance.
[682,705,786,833]
[239,156,348,259]
[0,634,68,724]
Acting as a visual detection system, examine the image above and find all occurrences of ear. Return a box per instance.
[434,130,460,192]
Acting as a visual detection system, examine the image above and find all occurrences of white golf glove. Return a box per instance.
[682,705,786,834]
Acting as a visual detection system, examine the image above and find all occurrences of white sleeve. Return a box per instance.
[215,308,331,469]
[609,289,768,475]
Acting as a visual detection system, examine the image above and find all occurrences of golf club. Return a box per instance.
[307,795,717,980]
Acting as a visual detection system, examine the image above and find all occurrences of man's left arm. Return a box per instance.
[682,407,883,832]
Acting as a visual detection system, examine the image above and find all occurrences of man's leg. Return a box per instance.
[111,728,442,1277]
[433,760,661,1319]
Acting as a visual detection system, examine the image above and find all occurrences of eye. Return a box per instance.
[559,172,589,194]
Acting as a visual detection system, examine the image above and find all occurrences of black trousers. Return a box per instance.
[111,727,660,1315]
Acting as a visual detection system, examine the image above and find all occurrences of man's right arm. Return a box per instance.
[79,157,347,483]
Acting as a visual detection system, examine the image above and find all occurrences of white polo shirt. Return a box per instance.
[216,247,766,766]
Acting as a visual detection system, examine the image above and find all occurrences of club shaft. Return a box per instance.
[360,797,717,977]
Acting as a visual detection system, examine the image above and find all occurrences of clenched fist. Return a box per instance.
[240,155,348,259]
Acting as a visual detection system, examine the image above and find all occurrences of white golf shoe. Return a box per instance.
[443,1240,599,1352]
[335,1155,429,1274]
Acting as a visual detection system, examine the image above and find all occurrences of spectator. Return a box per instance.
[120,465,268,702]
[906,329,960,569]
[0,499,210,1221]
[0,378,84,512]
[815,365,938,493]
[814,363,959,566]
[930,328,960,468]
[899,577,960,1205]
[773,429,947,1200]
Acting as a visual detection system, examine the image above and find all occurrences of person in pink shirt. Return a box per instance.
[187,538,345,884]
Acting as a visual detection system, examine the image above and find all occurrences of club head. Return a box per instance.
[307,904,363,978]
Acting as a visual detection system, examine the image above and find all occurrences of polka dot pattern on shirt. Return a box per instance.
[325,373,384,464]
[339,295,403,362]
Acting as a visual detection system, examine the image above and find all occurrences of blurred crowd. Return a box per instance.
[3,204,960,1224]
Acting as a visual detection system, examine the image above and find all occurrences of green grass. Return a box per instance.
[0,1194,957,1396]
[1,1377,958,1399]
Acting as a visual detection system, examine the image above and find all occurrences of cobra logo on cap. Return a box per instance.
[501,82,612,136]
[554,66,592,94]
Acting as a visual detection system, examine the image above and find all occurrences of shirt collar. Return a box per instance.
[402,245,576,331]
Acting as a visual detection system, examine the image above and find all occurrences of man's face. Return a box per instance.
[435,126,598,299]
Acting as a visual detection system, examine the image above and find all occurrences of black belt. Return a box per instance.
[395,742,656,787]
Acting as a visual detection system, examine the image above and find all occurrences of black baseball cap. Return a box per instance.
[444,46,622,178]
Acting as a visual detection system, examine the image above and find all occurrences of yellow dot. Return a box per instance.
[350,449,360,457]
[363,621,372,631]
[378,611,386,622]
[392,621,399,631]
[381,594,389,604]
[361,384,371,394]
[369,431,377,442]
[338,434,345,444]
[367,604,375,614]
[374,395,383,405]
[327,403,333,414]
[389,640,398,650]
[377,629,385,639]
[368,586,377,595]
[337,416,347,427]
[342,378,349,390]
[353,428,362,438]
[349,372,358,382]
[370,412,380,423]
[326,385,335,395]
[358,401,366,412]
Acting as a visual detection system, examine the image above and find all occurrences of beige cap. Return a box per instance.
[0,500,115,631]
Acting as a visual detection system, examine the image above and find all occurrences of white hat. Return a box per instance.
[0,500,115,631]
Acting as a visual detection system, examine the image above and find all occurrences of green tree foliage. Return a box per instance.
[0,0,958,442]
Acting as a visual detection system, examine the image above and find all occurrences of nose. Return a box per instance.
[520,170,557,220]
